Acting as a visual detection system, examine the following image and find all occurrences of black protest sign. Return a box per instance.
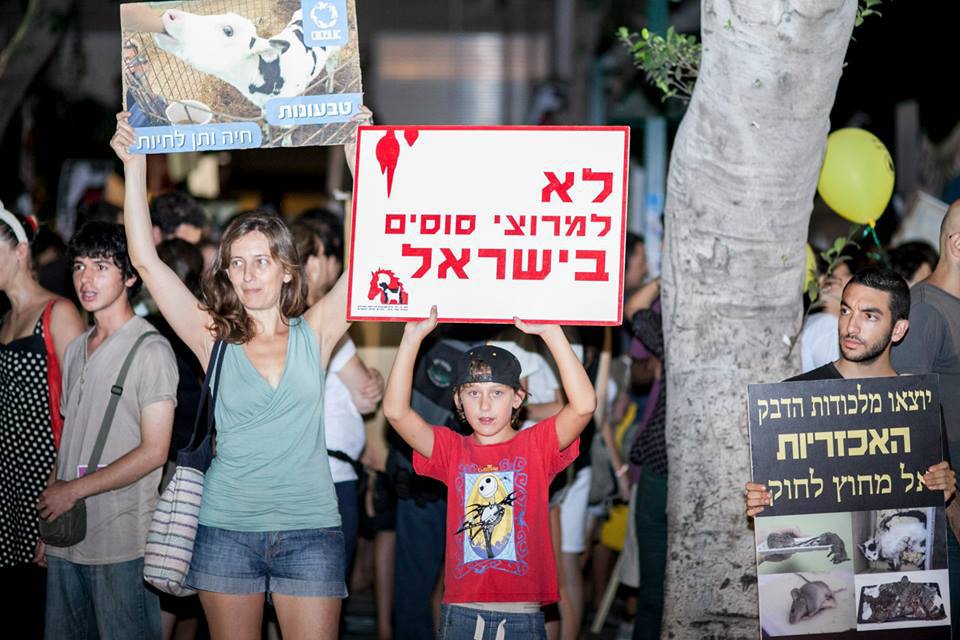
[750,375,950,639]
[748,375,941,517]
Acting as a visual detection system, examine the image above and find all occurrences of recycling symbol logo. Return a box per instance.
[310,2,338,29]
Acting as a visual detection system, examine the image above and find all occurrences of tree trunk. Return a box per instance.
[0,0,75,141]
[660,1,856,637]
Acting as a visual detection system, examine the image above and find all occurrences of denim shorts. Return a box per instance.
[186,524,348,599]
[438,604,546,640]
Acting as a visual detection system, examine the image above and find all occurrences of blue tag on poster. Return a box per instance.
[131,123,262,154]
[264,92,362,126]
[302,0,350,47]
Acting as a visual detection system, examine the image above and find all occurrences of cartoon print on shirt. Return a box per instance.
[457,472,516,559]
[452,457,529,578]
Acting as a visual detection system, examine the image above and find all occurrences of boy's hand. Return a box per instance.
[403,305,438,342]
[110,112,144,168]
[924,461,956,502]
[745,481,772,517]
[37,479,79,522]
[513,317,560,337]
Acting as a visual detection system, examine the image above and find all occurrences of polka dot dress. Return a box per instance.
[0,314,57,566]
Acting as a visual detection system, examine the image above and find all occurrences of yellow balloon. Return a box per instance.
[804,243,817,294]
[817,128,894,225]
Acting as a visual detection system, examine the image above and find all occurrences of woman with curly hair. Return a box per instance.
[111,112,361,640]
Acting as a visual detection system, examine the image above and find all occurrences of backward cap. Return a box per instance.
[454,344,521,388]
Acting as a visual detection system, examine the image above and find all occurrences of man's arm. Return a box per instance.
[37,400,174,522]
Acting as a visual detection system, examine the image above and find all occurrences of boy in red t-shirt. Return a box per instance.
[383,306,596,639]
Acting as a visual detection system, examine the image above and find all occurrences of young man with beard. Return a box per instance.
[36,221,177,640]
[745,267,956,514]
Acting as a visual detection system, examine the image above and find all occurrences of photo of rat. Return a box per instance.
[858,510,928,571]
[858,576,946,623]
[764,531,850,564]
[789,573,846,624]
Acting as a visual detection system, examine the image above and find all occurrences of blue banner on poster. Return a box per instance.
[264,92,362,126]
[131,123,262,154]
[301,0,349,47]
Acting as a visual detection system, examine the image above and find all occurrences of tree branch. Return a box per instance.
[0,0,76,140]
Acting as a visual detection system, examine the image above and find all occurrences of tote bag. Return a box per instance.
[144,341,225,596]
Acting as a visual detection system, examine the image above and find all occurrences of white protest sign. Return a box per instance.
[347,126,629,324]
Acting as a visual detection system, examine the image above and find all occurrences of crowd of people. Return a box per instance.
[2,110,960,640]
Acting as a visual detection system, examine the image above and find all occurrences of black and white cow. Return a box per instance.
[152,9,339,112]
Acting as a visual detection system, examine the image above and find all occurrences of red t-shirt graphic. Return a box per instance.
[413,416,579,604]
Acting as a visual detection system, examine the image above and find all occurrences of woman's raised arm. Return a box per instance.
[111,112,214,362]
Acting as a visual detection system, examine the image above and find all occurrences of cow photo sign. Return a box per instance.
[120,0,362,153]
[347,126,630,325]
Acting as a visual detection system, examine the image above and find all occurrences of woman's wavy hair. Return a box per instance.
[201,211,307,343]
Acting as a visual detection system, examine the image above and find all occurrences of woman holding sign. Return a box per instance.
[111,112,364,640]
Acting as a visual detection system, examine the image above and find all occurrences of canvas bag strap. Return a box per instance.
[186,340,226,451]
[84,330,160,473]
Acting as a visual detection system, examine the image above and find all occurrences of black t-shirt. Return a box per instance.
[786,362,842,382]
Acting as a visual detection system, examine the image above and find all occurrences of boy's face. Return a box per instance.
[72,255,135,313]
[455,382,524,443]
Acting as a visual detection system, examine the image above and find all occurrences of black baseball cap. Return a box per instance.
[453,345,522,388]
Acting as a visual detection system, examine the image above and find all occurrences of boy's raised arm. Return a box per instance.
[515,319,596,449]
[383,306,439,458]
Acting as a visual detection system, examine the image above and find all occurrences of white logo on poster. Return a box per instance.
[310,2,338,29]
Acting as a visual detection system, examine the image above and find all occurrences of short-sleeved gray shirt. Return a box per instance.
[46,316,178,565]
[891,282,960,462]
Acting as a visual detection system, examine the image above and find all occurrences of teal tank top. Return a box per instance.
[199,317,341,531]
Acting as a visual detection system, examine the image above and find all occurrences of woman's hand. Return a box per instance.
[110,112,144,168]
[344,105,374,177]
[624,277,661,319]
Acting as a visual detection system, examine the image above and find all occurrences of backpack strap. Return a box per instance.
[327,449,365,478]
[84,331,160,473]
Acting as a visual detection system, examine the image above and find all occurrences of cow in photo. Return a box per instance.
[152,8,339,112]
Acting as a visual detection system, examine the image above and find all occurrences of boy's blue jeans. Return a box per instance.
[439,604,547,639]
[44,556,161,640]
